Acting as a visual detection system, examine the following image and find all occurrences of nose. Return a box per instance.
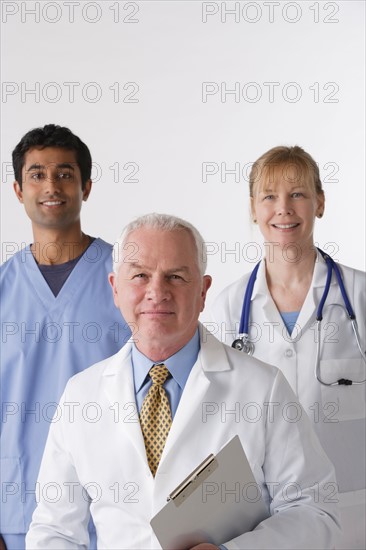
[44,169,61,194]
[276,196,294,216]
[44,181,60,194]
[146,276,170,303]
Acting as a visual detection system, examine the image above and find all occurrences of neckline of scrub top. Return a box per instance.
[21,238,111,315]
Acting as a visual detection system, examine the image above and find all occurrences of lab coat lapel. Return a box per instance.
[254,252,335,341]
[100,331,232,474]
[158,328,230,469]
[253,260,284,335]
[102,343,148,465]
[295,250,334,333]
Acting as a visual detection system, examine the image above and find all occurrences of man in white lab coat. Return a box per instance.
[26,213,340,550]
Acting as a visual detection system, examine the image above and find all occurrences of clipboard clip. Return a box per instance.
[167,453,218,507]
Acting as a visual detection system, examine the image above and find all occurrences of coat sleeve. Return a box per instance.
[25,390,91,550]
[224,369,341,550]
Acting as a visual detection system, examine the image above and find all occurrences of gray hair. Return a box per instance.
[112,213,207,276]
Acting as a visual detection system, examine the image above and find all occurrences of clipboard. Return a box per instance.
[150,435,269,550]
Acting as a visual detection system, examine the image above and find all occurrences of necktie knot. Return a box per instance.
[149,364,170,386]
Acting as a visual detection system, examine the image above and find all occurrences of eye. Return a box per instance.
[133,273,147,279]
[168,274,189,283]
[263,194,275,200]
[291,192,304,198]
[30,172,44,181]
[58,172,72,180]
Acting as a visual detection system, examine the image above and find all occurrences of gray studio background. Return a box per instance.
[1,0,365,320]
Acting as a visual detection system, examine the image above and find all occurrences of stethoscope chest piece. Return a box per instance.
[232,336,255,355]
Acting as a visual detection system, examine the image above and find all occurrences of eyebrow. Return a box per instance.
[260,185,306,193]
[126,262,190,273]
[26,163,76,172]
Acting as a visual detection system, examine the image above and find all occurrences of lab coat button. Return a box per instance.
[285,349,294,358]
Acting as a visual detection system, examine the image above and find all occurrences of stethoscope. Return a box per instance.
[232,248,366,386]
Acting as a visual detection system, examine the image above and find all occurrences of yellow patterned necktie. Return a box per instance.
[139,364,172,477]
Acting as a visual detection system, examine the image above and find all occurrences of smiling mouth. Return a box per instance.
[40,200,65,207]
[272,223,299,229]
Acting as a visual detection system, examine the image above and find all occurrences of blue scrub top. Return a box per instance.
[0,238,131,547]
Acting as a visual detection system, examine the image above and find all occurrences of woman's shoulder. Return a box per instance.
[336,262,366,302]
[338,261,365,282]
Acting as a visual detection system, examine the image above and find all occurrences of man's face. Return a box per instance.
[109,227,212,360]
[13,147,91,232]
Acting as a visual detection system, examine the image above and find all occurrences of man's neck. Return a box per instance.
[31,224,90,265]
[135,330,198,363]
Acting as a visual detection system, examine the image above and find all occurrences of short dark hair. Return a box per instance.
[12,124,92,190]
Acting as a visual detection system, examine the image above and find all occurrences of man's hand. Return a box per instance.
[189,544,220,550]
[0,534,7,550]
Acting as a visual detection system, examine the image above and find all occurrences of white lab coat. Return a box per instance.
[211,251,366,549]
[26,327,340,550]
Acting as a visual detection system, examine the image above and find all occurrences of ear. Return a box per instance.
[250,196,257,222]
[200,275,212,312]
[316,191,325,218]
[82,179,92,201]
[108,272,120,308]
[13,181,23,203]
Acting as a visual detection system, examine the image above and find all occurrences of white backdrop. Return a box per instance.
[1,0,365,320]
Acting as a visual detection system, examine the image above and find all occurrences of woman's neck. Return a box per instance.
[264,245,317,312]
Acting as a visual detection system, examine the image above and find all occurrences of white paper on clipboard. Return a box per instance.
[150,435,269,550]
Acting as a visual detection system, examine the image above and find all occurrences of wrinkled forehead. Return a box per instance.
[252,161,316,196]
[124,226,195,249]
[118,227,199,269]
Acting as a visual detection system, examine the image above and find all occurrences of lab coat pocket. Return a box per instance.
[0,457,26,532]
[319,359,366,421]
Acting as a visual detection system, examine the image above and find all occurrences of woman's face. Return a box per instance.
[251,164,324,255]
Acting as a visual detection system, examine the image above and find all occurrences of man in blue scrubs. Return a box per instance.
[0,124,131,550]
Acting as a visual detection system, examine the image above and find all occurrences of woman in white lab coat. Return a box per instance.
[212,145,366,550]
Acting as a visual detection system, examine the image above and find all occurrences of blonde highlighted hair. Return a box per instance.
[249,145,324,197]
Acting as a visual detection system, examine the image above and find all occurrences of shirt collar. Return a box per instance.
[132,329,200,393]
